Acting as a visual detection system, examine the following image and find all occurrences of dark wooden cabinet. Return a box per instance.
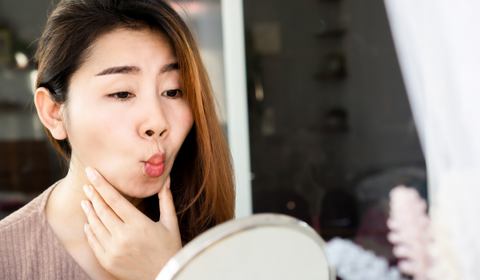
[0,141,51,193]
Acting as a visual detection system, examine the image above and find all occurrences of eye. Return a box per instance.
[108,91,133,101]
[162,89,182,98]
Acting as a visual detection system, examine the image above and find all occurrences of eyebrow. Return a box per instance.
[95,63,179,76]
[160,62,179,74]
[95,66,140,76]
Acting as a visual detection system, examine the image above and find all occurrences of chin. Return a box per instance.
[118,180,163,199]
[104,169,166,198]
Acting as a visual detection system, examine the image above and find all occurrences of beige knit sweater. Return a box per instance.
[0,184,90,279]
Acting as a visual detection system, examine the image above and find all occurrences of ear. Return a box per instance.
[34,87,67,140]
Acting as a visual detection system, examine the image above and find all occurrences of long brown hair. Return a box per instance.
[35,0,235,243]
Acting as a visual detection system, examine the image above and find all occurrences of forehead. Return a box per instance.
[83,27,176,70]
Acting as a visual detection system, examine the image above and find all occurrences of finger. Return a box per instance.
[81,199,112,247]
[86,167,141,223]
[84,184,123,232]
[158,176,179,232]
[84,223,106,256]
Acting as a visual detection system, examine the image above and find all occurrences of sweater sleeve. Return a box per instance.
[0,186,90,280]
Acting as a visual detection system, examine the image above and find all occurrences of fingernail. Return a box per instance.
[86,167,97,181]
[83,184,92,198]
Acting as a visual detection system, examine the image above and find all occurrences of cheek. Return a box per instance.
[168,103,194,150]
[65,101,132,165]
[177,104,194,136]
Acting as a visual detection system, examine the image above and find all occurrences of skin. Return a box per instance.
[35,28,193,279]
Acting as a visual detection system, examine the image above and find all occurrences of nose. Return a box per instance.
[139,98,170,140]
[145,129,166,137]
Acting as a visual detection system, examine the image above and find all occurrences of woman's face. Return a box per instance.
[65,28,194,199]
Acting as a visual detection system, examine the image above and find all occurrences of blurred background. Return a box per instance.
[0,0,426,268]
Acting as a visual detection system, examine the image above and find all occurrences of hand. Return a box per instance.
[81,167,182,280]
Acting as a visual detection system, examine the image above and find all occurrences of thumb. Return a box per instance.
[158,176,179,232]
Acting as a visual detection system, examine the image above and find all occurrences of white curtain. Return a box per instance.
[383,1,480,279]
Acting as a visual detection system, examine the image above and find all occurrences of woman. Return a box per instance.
[0,0,235,279]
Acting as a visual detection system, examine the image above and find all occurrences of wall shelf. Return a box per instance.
[318,0,343,3]
[316,29,347,38]
[0,102,21,112]
[314,72,346,81]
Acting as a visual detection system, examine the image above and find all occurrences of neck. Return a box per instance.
[45,160,122,280]
[46,158,145,237]
[46,163,92,239]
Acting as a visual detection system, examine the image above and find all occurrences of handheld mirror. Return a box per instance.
[157,214,331,280]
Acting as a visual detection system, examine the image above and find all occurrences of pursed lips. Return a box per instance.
[144,152,166,178]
